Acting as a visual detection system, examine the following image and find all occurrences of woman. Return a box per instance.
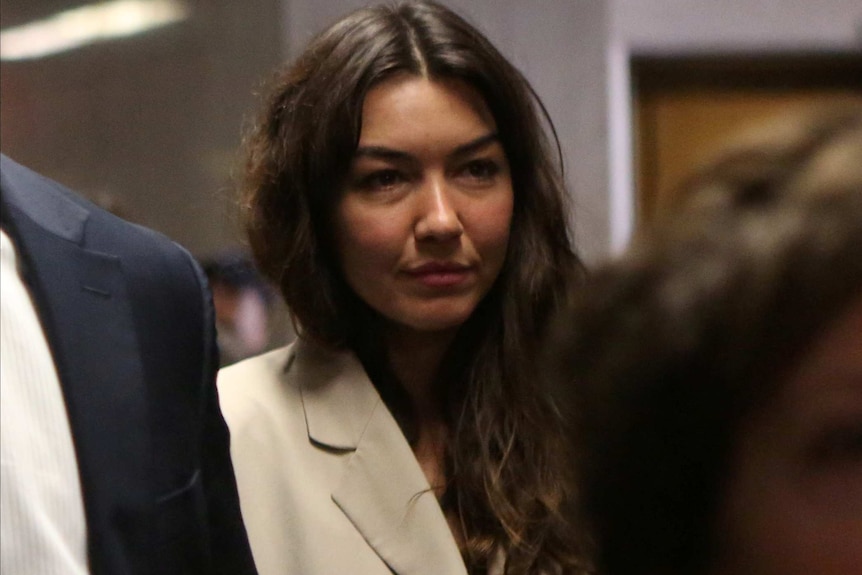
[218,2,587,574]
[547,104,862,575]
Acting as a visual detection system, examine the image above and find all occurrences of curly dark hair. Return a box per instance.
[548,103,862,575]
[240,2,588,573]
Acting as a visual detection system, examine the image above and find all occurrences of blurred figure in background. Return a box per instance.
[202,252,283,367]
[548,104,862,575]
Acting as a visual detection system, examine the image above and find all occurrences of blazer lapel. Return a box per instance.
[2,168,155,572]
[297,339,467,575]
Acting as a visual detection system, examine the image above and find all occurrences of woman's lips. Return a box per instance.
[406,262,473,288]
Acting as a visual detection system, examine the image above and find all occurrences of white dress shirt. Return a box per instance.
[1,227,90,575]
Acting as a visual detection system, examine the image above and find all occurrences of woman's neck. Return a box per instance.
[387,326,452,493]
[384,325,456,421]
[384,324,463,544]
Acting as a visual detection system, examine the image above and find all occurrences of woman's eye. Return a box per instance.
[357,170,404,191]
[460,159,499,182]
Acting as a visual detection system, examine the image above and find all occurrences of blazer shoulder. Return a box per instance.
[217,345,298,426]
[219,344,296,390]
[1,154,197,279]
[86,203,196,271]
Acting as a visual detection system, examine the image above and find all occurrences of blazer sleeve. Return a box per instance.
[186,250,259,575]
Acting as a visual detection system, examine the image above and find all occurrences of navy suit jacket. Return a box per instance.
[0,154,257,575]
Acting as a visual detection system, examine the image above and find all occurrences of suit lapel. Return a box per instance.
[332,404,468,575]
[2,167,155,573]
[296,339,467,575]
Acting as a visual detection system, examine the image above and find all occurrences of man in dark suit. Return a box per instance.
[0,154,257,575]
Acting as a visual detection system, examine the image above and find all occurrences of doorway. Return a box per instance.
[633,54,862,226]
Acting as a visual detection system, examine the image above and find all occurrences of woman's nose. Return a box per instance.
[413,177,463,241]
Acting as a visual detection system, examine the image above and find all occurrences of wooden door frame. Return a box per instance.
[631,52,862,227]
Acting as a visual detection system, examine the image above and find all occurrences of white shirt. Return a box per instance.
[0,227,90,575]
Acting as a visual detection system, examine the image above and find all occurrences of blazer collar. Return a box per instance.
[296,338,468,575]
[295,338,379,450]
[1,154,88,244]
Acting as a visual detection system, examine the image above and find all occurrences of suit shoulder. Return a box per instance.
[217,344,300,434]
[1,154,195,272]
[87,204,192,265]
[218,345,296,397]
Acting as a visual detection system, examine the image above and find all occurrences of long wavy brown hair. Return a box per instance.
[240,2,588,573]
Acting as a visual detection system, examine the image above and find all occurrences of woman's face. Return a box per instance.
[712,294,862,575]
[334,75,513,336]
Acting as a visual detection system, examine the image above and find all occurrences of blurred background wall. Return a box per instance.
[1,0,285,256]
[2,0,860,262]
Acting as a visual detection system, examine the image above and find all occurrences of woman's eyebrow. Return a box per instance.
[353,132,500,163]
[450,132,500,159]
[352,146,412,162]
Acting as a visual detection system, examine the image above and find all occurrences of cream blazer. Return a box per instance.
[217,339,471,575]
